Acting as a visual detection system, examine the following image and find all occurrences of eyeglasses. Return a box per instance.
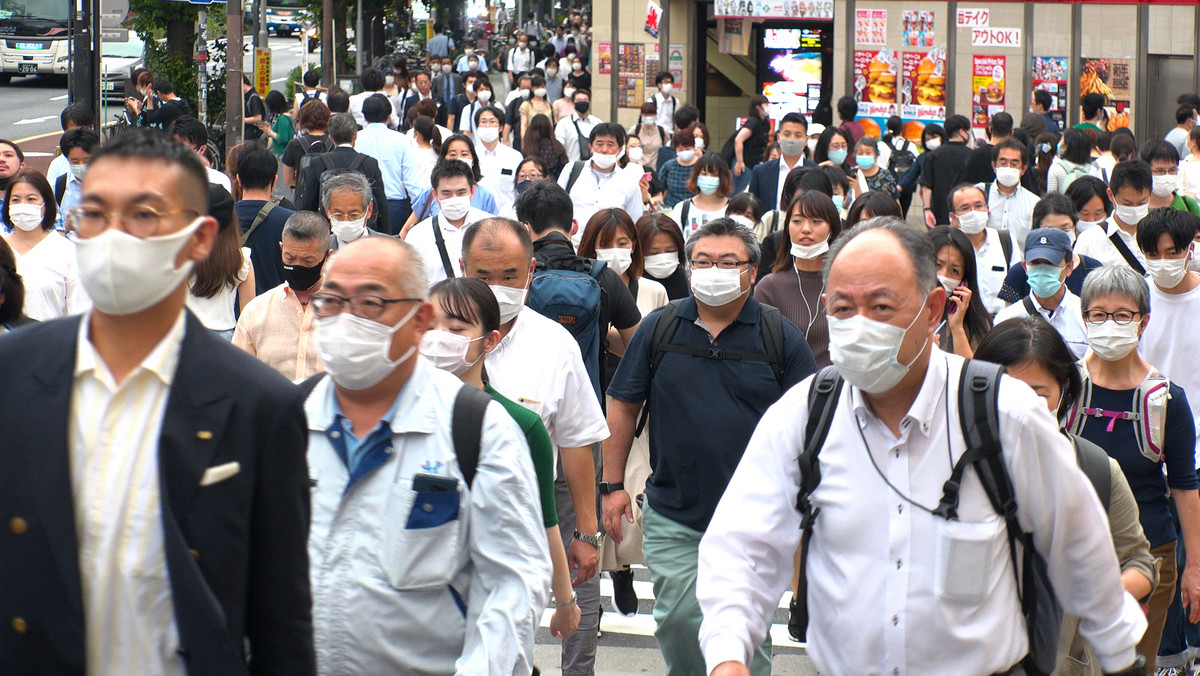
[517,172,544,181]
[953,203,988,215]
[68,205,200,238]
[1082,309,1142,325]
[311,293,421,319]
[689,259,751,270]
[1151,167,1179,176]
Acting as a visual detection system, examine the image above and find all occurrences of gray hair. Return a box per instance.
[684,217,761,267]
[320,172,373,212]
[330,237,430,299]
[1080,264,1150,315]
[328,113,359,145]
[824,216,937,294]
[282,211,331,250]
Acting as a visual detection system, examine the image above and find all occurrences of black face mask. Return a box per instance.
[282,253,326,292]
[574,100,590,115]
[516,179,535,194]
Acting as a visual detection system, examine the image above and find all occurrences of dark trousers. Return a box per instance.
[898,185,914,218]
[1159,491,1200,668]
[387,198,412,236]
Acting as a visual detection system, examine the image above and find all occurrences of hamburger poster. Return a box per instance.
[972,55,1006,128]
[853,48,898,110]
[898,49,947,140]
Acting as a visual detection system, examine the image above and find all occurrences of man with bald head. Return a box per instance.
[0,128,315,674]
[695,217,1148,676]
[303,236,550,674]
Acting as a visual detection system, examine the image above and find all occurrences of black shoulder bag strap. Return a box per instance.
[242,197,281,246]
[1108,231,1147,275]
[791,365,845,642]
[55,173,68,204]
[998,228,1013,265]
[431,215,456,279]
[1022,296,1038,317]
[572,118,592,160]
[452,384,494,487]
[1070,433,1112,508]
[565,160,586,193]
[633,300,682,437]
[679,199,691,227]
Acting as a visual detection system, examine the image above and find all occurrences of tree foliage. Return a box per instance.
[126,0,227,123]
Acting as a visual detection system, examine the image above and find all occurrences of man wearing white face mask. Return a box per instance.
[1076,160,1153,272]
[407,159,492,285]
[473,106,524,211]
[304,237,550,675]
[51,127,98,232]
[604,218,815,676]
[696,217,1147,676]
[0,128,317,674]
[650,72,680,131]
[1142,140,1200,219]
[558,123,644,239]
[977,139,1039,258]
[949,183,1014,315]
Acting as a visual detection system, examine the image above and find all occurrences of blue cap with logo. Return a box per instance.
[1023,228,1073,265]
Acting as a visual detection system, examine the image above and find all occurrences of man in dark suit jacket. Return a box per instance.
[430,56,461,107]
[748,112,817,212]
[0,129,315,676]
[299,113,391,234]
[403,71,449,128]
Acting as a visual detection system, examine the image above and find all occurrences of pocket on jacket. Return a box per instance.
[382,482,465,590]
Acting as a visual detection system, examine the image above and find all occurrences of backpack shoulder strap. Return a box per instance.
[1022,296,1038,317]
[998,228,1013,265]
[1108,230,1146,275]
[452,384,494,487]
[242,197,281,246]
[680,199,691,228]
[758,303,786,387]
[1070,433,1112,508]
[633,300,683,437]
[431,215,456,279]
[298,372,326,398]
[347,153,367,174]
[565,160,586,192]
[54,173,68,204]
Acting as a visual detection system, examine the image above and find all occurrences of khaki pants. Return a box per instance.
[601,429,651,571]
[1141,540,1178,673]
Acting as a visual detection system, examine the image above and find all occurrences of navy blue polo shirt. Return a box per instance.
[607,296,817,532]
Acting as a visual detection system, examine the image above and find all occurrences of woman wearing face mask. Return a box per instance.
[496,158,546,219]
[658,131,700,209]
[420,277,581,641]
[999,193,1104,304]
[1065,175,1113,236]
[670,154,733,237]
[852,137,899,201]
[636,213,689,299]
[521,114,569,178]
[519,75,556,141]
[0,237,33,333]
[187,186,256,340]
[820,164,852,219]
[756,167,835,280]
[410,116,443,185]
[813,127,854,172]
[725,193,763,232]
[731,95,771,192]
[630,101,667,170]
[692,122,711,155]
[926,226,991,358]
[1047,128,1093,194]
[626,136,664,213]
[566,55,590,91]
[972,315,1157,676]
[402,135,498,235]
[754,191,840,367]
[1,172,89,321]
[1069,265,1200,669]
[554,84,578,121]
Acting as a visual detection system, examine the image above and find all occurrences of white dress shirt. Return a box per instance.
[355,122,422,200]
[477,141,525,211]
[406,206,493,284]
[1074,217,1148,270]
[980,182,1039,258]
[993,288,1089,359]
[306,360,551,675]
[973,227,1013,315]
[1141,281,1200,465]
[652,92,679,130]
[11,231,91,321]
[555,113,603,162]
[46,152,70,187]
[70,311,188,676]
[487,308,610,458]
[349,90,400,128]
[206,166,232,192]
[557,160,644,240]
[696,349,1146,675]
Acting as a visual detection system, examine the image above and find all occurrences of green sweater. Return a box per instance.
[485,384,558,527]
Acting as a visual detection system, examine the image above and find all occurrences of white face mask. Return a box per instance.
[779,138,806,157]
[1076,218,1104,233]
[790,239,829,260]
[955,210,988,235]
[564,87,576,99]
[1145,250,1192,289]
[69,164,87,180]
[827,304,929,394]
[533,87,546,98]
[676,149,696,162]
[596,247,632,275]
[591,151,620,170]
[489,283,527,323]
[644,252,679,278]
[477,126,500,144]
[572,62,582,71]
[419,329,484,375]
[331,215,368,242]
[659,83,673,95]
[315,304,420,390]
[76,217,203,316]
[442,64,452,74]
[1152,175,1178,197]
[477,90,492,103]
[7,203,43,232]
[690,266,747,307]
[465,83,475,94]
[439,194,472,221]
[925,138,942,151]
[1086,319,1141,361]
[642,116,657,126]
[937,275,961,293]
[547,68,559,78]
[729,214,756,229]
[1113,203,1149,225]
[385,75,395,85]
[994,166,1020,188]
[694,138,706,151]
[627,146,644,163]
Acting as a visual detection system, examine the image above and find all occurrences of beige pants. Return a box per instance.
[601,418,652,570]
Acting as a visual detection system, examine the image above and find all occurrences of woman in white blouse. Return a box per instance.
[186,187,255,340]
[2,171,90,321]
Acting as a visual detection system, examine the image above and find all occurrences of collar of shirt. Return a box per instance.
[1106,217,1136,242]
[850,346,948,441]
[309,357,437,436]
[327,376,405,482]
[75,309,187,389]
[675,295,762,329]
[1031,288,1080,320]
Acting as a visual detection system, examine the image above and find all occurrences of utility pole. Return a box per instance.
[355,0,363,75]
[197,8,208,126]
[227,0,244,153]
[69,0,100,126]
[321,0,333,88]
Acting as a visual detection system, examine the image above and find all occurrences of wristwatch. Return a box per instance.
[1104,655,1145,676]
[598,481,625,495]
[573,529,604,547]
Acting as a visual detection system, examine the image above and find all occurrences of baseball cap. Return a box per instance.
[1023,228,1073,265]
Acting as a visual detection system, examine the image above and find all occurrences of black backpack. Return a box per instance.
[292,134,336,206]
[299,375,493,486]
[793,361,1063,676]
[887,137,916,178]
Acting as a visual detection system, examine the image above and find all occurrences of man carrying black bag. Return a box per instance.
[695,217,1148,676]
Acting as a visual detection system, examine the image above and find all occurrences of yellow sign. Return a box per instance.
[255,48,271,97]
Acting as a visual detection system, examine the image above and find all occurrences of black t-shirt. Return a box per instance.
[643,267,688,300]
[142,97,191,129]
[244,91,267,140]
[742,116,769,169]
[958,143,996,185]
[281,133,332,170]
[919,141,975,224]
[235,200,294,294]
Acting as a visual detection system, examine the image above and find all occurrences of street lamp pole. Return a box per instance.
[227,0,244,152]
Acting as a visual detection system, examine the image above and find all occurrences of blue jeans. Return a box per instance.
[1159,489,1200,667]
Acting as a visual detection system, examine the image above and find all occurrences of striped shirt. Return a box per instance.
[232,282,323,382]
[69,310,187,676]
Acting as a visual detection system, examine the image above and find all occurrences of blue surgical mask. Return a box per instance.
[1026,263,1064,298]
[855,155,876,169]
[832,195,844,211]
[828,148,848,165]
[697,175,721,195]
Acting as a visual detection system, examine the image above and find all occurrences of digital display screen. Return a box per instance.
[760,27,829,121]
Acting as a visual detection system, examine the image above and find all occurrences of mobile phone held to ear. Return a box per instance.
[413,473,458,492]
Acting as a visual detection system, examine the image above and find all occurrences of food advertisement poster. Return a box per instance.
[899,49,946,139]
[1081,58,1132,129]
[901,11,934,48]
[597,42,612,76]
[714,0,832,20]
[855,9,886,47]
[1032,56,1068,130]
[971,54,1006,129]
[617,44,645,108]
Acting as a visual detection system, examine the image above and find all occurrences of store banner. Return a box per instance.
[714,0,832,20]
[668,44,684,83]
[597,42,612,76]
[719,19,752,56]
[645,0,661,38]
[1081,58,1132,129]
[972,54,1007,129]
[852,49,898,138]
[618,44,646,107]
[1032,57,1068,130]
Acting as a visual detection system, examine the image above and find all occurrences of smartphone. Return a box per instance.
[642,172,652,182]
[413,473,458,492]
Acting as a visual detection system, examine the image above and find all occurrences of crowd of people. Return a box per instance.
[5,31,1200,675]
